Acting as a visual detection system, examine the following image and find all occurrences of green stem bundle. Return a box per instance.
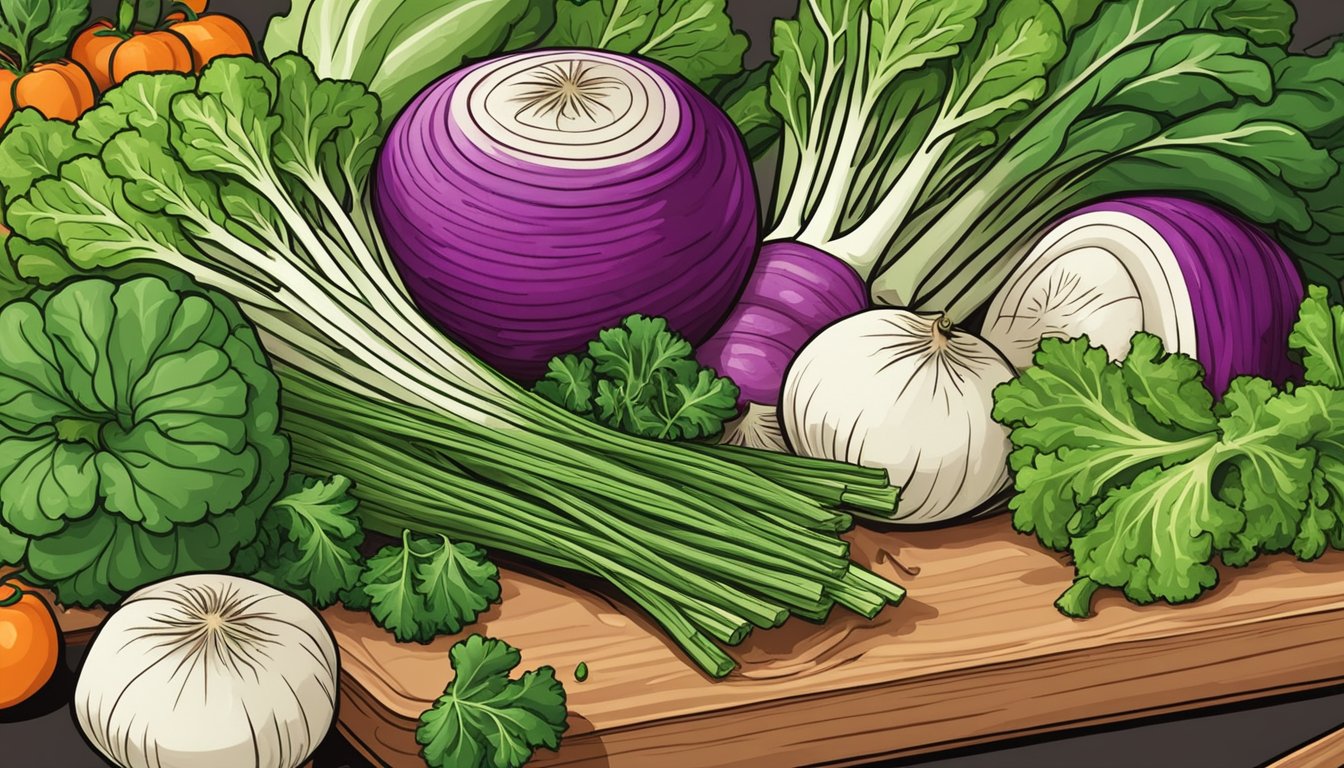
[282,369,904,676]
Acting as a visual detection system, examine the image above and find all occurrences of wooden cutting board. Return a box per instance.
[329,518,1344,768]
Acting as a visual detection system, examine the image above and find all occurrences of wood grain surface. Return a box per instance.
[1268,724,1344,768]
[325,518,1344,768]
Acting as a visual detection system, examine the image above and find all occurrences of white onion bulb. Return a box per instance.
[782,309,1016,524]
[74,574,340,768]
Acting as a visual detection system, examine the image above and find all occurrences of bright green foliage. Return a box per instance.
[417,635,567,768]
[535,315,739,440]
[995,287,1344,617]
[991,333,1217,550]
[0,0,88,71]
[263,0,554,128]
[543,0,746,87]
[234,474,364,607]
[0,274,289,606]
[344,531,501,643]
[1289,285,1344,388]
[761,0,1343,313]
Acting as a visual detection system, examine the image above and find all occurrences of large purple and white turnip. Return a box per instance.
[982,196,1305,396]
[373,49,759,382]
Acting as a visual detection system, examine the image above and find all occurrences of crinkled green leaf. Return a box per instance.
[416,635,567,768]
[1071,453,1236,606]
[1216,379,1317,564]
[1119,333,1219,434]
[991,334,1217,549]
[271,53,382,205]
[234,474,364,607]
[534,355,595,414]
[1295,467,1338,561]
[8,157,190,273]
[76,73,195,146]
[171,57,282,181]
[543,0,746,87]
[1289,284,1344,388]
[0,110,94,206]
[0,276,288,606]
[349,532,500,643]
[1304,454,1344,557]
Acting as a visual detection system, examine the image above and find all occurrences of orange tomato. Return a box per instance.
[109,30,195,84]
[71,11,252,89]
[70,20,120,92]
[0,69,15,126]
[0,61,97,126]
[170,14,254,71]
[0,578,60,710]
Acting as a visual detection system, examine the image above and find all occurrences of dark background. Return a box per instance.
[4,1,1344,767]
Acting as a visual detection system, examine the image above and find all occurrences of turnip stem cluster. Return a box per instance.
[282,370,905,676]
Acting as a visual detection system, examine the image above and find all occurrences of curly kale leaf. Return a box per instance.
[233,474,364,608]
[535,315,739,441]
[343,531,501,644]
[991,332,1219,551]
[994,293,1344,618]
[417,635,567,768]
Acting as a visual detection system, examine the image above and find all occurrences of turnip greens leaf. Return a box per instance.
[416,635,567,768]
[535,314,739,441]
[995,287,1344,618]
[344,531,501,644]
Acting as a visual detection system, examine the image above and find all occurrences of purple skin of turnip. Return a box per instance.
[982,195,1305,397]
[695,241,869,411]
[373,49,760,383]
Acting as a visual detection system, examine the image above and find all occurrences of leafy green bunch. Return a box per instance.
[534,315,740,441]
[0,274,289,607]
[764,0,1344,314]
[994,286,1344,617]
